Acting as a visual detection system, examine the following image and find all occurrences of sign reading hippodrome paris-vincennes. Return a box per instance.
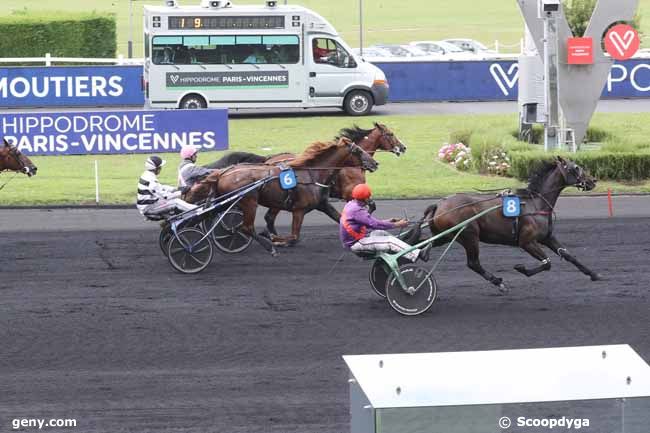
[166,71,289,88]
[0,109,229,156]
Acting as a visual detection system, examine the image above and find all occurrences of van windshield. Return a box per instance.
[312,38,356,68]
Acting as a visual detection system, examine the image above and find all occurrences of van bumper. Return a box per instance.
[371,83,389,106]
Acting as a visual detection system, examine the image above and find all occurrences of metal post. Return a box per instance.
[94,160,100,204]
[359,0,364,56]
[128,0,134,59]
[543,10,560,151]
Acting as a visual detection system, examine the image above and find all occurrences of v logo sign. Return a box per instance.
[609,30,635,56]
[490,63,519,96]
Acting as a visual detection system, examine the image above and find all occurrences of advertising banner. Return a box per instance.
[0,66,144,107]
[374,59,650,101]
[0,109,229,156]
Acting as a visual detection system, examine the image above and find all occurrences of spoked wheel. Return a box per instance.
[205,209,252,254]
[385,264,437,316]
[159,227,173,255]
[167,227,214,274]
[369,257,409,298]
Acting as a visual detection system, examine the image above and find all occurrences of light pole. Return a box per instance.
[128,0,134,58]
[359,0,364,56]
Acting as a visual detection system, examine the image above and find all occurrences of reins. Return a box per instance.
[0,171,19,191]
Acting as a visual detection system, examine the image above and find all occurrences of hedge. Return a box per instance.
[0,12,116,58]
[509,151,650,181]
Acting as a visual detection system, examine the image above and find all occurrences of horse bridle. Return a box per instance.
[2,145,28,173]
[374,126,404,155]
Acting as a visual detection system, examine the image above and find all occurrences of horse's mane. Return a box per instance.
[520,160,558,193]
[287,141,339,167]
[336,125,374,143]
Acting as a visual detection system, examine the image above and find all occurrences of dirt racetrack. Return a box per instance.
[1,209,649,433]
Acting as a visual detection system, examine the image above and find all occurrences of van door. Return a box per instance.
[307,36,359,106]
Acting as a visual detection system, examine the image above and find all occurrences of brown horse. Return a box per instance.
[261,123,406,237]
[187,137,378,254]
[420,157,599,292]
[0,138,37,177]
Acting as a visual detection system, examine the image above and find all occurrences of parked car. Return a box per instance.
[443,38,498,57]
[351,47,395,60]
[372,44,431,58]
[409,41,477,60]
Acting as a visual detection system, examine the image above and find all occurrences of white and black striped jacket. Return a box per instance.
[137,170,178,213]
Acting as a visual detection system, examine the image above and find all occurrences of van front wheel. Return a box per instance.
[343,90,373,116]
[179,94,207,109]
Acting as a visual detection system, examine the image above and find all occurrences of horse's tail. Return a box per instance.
[423,203,438,222]
[401,223,422,245]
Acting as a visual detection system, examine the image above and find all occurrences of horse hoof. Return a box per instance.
[514,264,526,274]
[270,249,279,258]
[498,283,509,294]
[591,273,603,281]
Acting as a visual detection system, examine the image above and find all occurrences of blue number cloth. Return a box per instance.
[279,169,297,190]
[502,195,521,217]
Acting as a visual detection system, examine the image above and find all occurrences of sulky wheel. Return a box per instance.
[207,209,252,254]
[167,227,214,274]
[369,257,410,298]
[159,226,173,256]
[385,264,437,316]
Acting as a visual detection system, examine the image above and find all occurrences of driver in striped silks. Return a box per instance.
[340,184,430,262]
[137,155,197,220]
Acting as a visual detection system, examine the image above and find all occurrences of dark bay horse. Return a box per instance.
[260,123,406,237]
[0,138,38,177]
[186,137,378,253]
[420,157,600,292]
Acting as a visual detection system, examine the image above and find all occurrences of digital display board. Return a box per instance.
[168,16,285,30]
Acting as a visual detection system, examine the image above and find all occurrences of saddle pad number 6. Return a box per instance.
[502,195,521,217]
[280,169,297,190]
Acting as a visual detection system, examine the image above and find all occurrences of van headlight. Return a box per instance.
[373,70,387,87]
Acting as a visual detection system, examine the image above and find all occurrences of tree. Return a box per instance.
[563,0,642,38]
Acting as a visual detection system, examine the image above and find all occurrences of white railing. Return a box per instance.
[0,53,144,66]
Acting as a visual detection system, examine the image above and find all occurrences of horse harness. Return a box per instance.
[502,190,555,245]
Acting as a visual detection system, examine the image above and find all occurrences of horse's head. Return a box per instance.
[556,156,596,191]
[0,138,37,176]
[340,137,379,172]
[373,122,407,156]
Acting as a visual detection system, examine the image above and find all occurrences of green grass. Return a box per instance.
[1,0,649,58]
[4,112,650,206]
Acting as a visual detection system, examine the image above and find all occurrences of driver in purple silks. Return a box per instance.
[340,184,431,262]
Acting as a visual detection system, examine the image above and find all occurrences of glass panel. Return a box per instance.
[623,397,650,433]
[237,35,262,45]
[153,36,183,45]
[183,36,210,46]
[377,400,623,433]
[210,36,235,45]
[263,35,298,45]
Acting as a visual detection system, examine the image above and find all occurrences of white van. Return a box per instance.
[143,0,388,115]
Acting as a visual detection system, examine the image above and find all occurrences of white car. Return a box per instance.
[443,38,499,58]
[372,44,431,58]
[409,41,478,60]
[352,47,395,61]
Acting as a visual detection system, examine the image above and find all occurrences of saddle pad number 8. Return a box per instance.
[280,169,297,190]
[502,195,521,217]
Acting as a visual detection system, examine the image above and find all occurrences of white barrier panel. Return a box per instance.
[344,345,650,433]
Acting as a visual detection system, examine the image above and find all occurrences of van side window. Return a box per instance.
[312,38,356,68]
[152,35,300,65]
